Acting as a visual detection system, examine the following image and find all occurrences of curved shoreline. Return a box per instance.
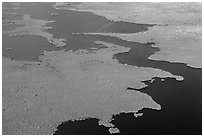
[58,2,201,68]
[2,41,184,134]
[2,2,201,135]
[3,14,66,48]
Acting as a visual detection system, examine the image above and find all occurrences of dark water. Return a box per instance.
[2,2,202,135]
[108,37,201,134]
[2,34,66,61]
[54,119,110,135]
[98,21,154,33]
[112,67,202,135]
[2,2,153,61]
[54,65,202,135]
[72,34,157,55]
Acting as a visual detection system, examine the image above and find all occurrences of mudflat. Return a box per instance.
[65,2,201,68]
[2,2,201,135]
[2,41,183,134]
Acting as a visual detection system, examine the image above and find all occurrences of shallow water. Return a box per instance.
[2,2,202,135]
[2,34,65,61]
[2,2,153,61]
[2,23,24,31]
[99,21,154,33]
[2,12,23,21]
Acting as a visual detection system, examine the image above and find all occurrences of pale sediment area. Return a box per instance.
[80,24,201,68]
[2,41,183,134]
[61,2,201,68]
[3,14,66,48]
[109,127,120,134]
[2,2,201,135]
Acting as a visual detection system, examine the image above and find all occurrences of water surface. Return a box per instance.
[2,2,202,135]
[2,2,154,61]
[2,34,65,61]
[112,68,201,135]
[54,118,110,135]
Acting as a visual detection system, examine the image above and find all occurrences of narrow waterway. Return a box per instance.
[2,2,202,135]
[3,2,154,61]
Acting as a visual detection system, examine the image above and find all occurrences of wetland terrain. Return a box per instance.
[2,2,202,135]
